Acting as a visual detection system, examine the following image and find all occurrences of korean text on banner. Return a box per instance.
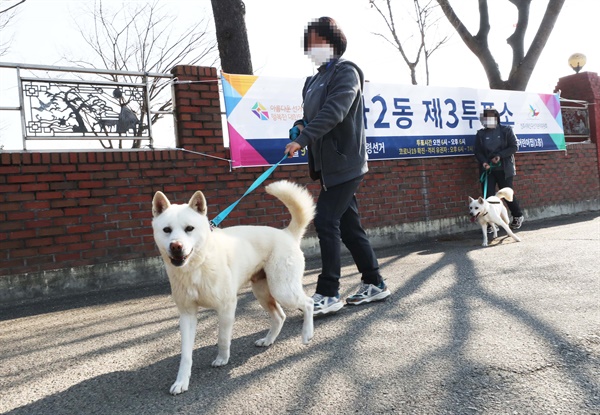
[221,72,565,168]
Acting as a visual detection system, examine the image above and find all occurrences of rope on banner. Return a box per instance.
[153,147,233,171]
[179,148,233,172]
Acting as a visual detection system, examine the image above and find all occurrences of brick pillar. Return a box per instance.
[170,65,227,159]
[555,71,600,181]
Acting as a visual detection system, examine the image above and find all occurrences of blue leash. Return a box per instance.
[210,153,288,228]
[480,169,490,198]
[479,161,501,197]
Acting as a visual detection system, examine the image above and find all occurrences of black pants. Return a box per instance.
[314,175,383,297]
[482,170,523,217]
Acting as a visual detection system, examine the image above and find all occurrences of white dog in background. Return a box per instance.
[152,180,316,395]
[468,187,522,247]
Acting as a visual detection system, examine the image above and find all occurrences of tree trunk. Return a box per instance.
[507,0,565,91]
[436,0,565,91]
[210,0,253,75]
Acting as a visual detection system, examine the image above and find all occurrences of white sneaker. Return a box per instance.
[312,293,343,316]
[510,216,524,229]
[487,224,499,234]
[346,282,391,306]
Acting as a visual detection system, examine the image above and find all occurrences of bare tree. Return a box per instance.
[370,0,450,85]
[436,0,566,90]
[67,0,218,148]
[0,0,26,57]
[0,0,26,148]
[210,0,253,75]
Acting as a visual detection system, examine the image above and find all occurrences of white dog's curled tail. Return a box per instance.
[265,180,316,241]
[495,187,514,202]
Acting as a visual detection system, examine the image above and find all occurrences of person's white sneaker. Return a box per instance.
[312,293,343,316]
[510,216,524,229]
[346,282,391,306]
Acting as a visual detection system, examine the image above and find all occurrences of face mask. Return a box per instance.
[482,116,497,129]
[306,45,335,67]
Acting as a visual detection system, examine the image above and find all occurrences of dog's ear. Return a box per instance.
[152,191,171,217]
[468,196,475,203]
[188,191,207,216]
[478,197,484,204]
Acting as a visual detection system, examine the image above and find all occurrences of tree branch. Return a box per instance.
[506,0,530,73]
[511,0,565,90]
[436,0,504,88]
[0,0,26,15]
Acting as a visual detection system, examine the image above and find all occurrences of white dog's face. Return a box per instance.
[468,196,487,222]
[152,191,210,267]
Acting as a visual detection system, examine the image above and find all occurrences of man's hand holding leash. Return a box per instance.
[483,156,501,170]
[286,142,302,158]
[286,122,305,158]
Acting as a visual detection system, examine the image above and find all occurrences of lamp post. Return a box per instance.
[568,53,587,74]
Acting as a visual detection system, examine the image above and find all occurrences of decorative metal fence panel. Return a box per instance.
[22,77,150,140]
[0,62,174,150]
[561,106,590,138]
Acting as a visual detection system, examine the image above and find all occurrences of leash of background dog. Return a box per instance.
[479,161,501,198]
[480,170,490,198]
[210,153,289,229]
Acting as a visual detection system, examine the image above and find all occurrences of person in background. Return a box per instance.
[474,108,524,231]
[285,17,390,316]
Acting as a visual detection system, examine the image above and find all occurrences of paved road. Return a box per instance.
[1,212,599,415]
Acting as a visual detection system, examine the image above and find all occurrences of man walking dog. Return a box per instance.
[285,17,390,316]
[474,108,525,231]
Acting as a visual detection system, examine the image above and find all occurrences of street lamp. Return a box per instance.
[568,53,587,73]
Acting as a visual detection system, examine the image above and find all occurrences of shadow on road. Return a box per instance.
[3,211,599,414]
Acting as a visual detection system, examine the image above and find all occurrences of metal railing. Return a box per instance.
[0,62,173,150]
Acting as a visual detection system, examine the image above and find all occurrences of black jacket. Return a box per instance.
[474,124,519,177]
[294,59,368,189]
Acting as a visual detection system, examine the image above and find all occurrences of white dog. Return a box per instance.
[152,180,316,395]
[468,187,522,247]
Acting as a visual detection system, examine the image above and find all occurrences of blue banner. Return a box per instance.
[222,73,565,168]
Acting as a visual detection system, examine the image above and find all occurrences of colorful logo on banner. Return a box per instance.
[221,72,565,168]
[529,105,540,118]
[251,102,269,120]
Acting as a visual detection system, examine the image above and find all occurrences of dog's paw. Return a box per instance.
[211,356,229,367]
[514,236,522,242]
[170,380,189,395]
[255,337,275,347]
[482,242,488,247]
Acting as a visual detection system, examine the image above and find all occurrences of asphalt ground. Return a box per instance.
[1,211,599,415]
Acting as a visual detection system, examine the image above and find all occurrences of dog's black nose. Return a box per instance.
[170,241,183,255]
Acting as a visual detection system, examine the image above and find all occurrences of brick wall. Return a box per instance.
[556,71,600,170]
[0,65,598,302]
